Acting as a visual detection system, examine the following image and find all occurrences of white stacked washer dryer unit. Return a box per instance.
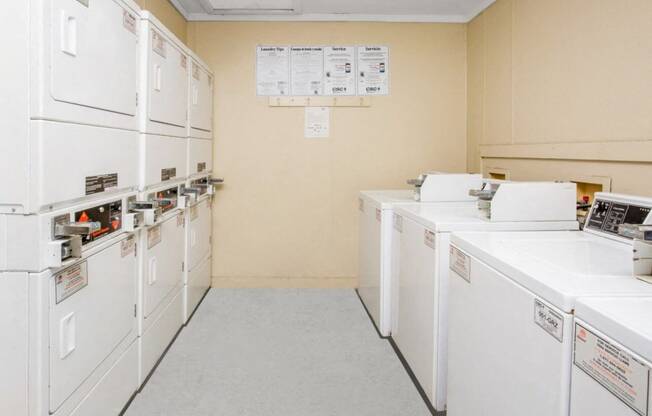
[391,182,579,413]
[136,11,191,386]
[182,49,216,323]
[1,1,142,415]
[446,193,652,416]
[357,173,482,337]
[570,297,652,416]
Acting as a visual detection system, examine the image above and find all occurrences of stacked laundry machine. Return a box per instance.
[0,2,215,415]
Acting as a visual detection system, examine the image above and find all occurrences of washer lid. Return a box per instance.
[575,297,652,363]
[359,190,415,209]
[451,231,652,312]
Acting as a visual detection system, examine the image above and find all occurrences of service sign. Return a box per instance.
[574,323,650,416]
[449,246,470,282]
[534,299,564,342]
[55,262,88,304]
[147,224,162,248]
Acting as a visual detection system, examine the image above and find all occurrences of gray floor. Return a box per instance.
[125,289,431,416]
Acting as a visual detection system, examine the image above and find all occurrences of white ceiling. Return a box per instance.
[171,0,496,22]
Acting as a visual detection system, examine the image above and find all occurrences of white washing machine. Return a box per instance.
[136,181,186,385]
[357,173,482,337]
[182,177,215,323]
[447,193,652,416]
[0,192,141,416]
[570,297,652,416]
[188,51,214,141]
[392,182,579,412]
[139,11,189,138]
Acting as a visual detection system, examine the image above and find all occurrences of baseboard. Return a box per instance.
[211,276,357,289]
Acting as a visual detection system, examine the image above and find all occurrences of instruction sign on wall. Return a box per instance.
[304,107,330,138]
[256,45,389,96]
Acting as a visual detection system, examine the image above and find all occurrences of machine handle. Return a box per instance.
[59,312,76,359]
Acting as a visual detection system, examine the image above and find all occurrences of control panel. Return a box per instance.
[74,200,123,245]
[147,186,179,214]
[586,199,652,238]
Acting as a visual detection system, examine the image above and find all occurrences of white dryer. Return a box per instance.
[0,193,141,416]
[570,297,652,416]
[392,182,579,412]
[182,177,215,323]
[357,173,482,337]
[188,51,214,141]
[136,182,186,385]
[447,193,652,416]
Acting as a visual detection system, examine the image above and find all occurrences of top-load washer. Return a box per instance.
[570,297,652,416]
[446,192,652,416]
[392,181,579,412]
[357,173,482,337]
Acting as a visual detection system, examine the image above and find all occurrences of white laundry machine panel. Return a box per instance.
[26,233,138,416]
[140,210,185,331]
[185,255,212,323]
[188,55,214,140]
[139,134,188,191]
[1,121,138,215]
[2,0,140,131]
[0,274,28,416]
[392,203,578,412]
[0,192,138,273]
[187,138,213,179]
[140,12,188,137]
[186,197,212,272]
[570,298,652,416]
[446,193,652,416]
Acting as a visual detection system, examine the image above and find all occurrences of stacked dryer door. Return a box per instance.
[1,0,141,214]
[136,183,185,385]
[183,177,214,323]
[187,53,214,179]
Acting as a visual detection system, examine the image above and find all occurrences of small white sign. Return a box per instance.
[450,246,471,282]
[190,205,199,221]
[152,30,166,58]
[304,107,330,138]
[256,46,290,96]
[424,230,436,249]
[291,47,324,96]
[534,299,564,342]
[324,46,356,96]
[147,224,162,249]
[574,323,650,416]
[357,46,389,96]
[121,235,136,258]
[55,262,88,304]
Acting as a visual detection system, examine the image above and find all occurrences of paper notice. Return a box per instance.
[357,46,389,95]
[324,46,356,96]
[304,107,330,138]
[256,46,290,96]
[291,47,324,96]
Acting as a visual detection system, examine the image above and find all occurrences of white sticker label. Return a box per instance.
[121,235,136,257]
[393,213,403,233]
[190,206,199,221]
[152,30,166,58]
[123,11,137,34]
[358,198,364,212]
[534,299,564,342]
[450,246,470,282]
[375,208,381,222]
[147,224,162,248]
[424,230,436,249]
[55,262,88,304]
[574,323,650,416]
[177,212,185,227]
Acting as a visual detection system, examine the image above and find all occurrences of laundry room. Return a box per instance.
[1,1,651,416]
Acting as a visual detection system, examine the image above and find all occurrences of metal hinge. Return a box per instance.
[134,304,137,317]
[181,262,185,272]
[136,92,139,106]
[134,243,137,257]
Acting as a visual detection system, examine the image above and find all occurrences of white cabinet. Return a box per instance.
[139,12,189,137]
[188,55,214,139]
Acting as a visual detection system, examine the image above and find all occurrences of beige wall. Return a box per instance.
[135,0,188,43]
[187,22,468,287]
[467,0,652,195]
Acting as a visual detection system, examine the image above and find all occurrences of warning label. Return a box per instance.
[55,262,88,304]
[85,173,118,195]
[574,323,650,416]
[147,224,162,248]
[450,246,470,282]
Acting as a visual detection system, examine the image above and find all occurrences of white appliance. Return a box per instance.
[570,297,652,416]
[392,181,579,412]
[357,174,482,337]
[139,11,189,137]
[0,192,141,416]
[136,182,186,385]
[188,51,214,140]
[139,133,188,191]
[181,176,216,323]
[447,193,652,416]
[187,138,214,179]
